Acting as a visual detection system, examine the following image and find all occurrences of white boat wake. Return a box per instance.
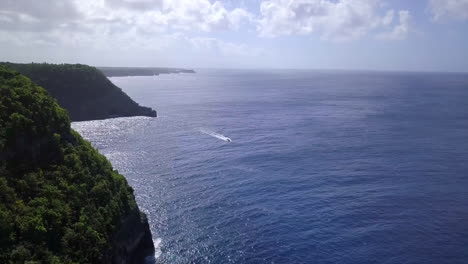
[200,128,232,142]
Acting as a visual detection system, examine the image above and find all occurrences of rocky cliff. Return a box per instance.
[107,211,155,263]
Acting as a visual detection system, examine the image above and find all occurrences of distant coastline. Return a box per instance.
[98,66,196,77]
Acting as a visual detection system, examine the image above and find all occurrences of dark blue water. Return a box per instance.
[72,70,468,264]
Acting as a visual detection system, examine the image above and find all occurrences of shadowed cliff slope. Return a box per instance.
[1,62,157,121]
[0,66,154,263]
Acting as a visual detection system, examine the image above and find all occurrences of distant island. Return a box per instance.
[0,66,154,263]
[0,62,158,121]
[98,66,195,77]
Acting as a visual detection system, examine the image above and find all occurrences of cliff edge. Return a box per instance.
[0,66,154,263]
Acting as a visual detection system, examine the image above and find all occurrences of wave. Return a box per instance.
[154,238,162,259]
[144,238,162,263]
[200,128,232,142]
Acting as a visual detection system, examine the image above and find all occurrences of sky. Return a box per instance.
[0,0,468,72]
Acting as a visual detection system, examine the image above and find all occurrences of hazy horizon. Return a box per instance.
[3,62,468,74]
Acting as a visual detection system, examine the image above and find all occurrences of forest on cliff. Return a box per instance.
[0,66,146,263]
[0,63,156,121]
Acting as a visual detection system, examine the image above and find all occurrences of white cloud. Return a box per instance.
[257,0,410,41]
[429,0,468,20]
[0,0,81,21]
[382,10,394,26]
[0,0,253,34]
[0,0,415,46]
[105,0,163,11]
[91,0,253,32]
[0,0,258,61]
[0,30,58,47]
[377,10,410,40]
[189,36,263,57]
[157,0,253,32]
[0,0,81,32]
[1,0,420,67]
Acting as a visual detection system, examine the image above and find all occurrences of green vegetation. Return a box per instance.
[0,62,156,121]
[0,66,146,263]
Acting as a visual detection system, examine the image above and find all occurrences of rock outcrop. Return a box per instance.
[107,211,155,263]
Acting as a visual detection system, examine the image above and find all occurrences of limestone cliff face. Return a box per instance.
[107,211,155,264]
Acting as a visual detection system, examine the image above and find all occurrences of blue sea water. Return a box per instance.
[72,70,468,264]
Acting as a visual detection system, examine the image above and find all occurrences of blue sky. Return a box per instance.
[0,0,467,71]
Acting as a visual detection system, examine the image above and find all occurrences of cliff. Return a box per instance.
[0,66,154,263]
[98,66,195,77]
[0,62,157,121]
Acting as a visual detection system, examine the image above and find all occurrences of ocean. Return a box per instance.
[72,69,468,264]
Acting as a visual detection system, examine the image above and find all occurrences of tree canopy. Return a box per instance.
[0,66,142,263]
